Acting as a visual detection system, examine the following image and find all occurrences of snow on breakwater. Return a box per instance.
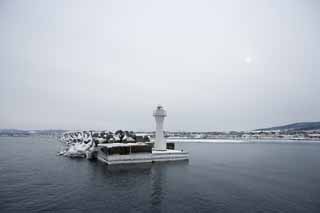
[58,130,150,158]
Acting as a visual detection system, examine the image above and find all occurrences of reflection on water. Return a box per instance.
[151,165,163,212]
[91,161,189,213]
[82,158,189,213]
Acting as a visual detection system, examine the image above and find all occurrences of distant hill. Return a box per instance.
[256,122,320,132]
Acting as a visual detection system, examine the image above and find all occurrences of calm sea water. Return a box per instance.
[0,137,320,213]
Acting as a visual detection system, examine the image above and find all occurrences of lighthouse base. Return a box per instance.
[151,149,189,162]
[96,147,189,165]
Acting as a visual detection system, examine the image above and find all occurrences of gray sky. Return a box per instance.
[1,0,319,131]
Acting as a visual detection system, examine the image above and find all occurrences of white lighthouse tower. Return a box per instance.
[153,105,167,150]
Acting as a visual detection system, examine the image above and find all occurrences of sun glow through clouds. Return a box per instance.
[244,56,253,64]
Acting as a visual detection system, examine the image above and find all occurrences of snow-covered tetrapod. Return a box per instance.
[153,105,167,150]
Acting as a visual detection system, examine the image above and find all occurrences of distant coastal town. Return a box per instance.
[1,121,320,141]
[164,130,320,141]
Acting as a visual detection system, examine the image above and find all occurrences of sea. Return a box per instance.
[0,136,320,213]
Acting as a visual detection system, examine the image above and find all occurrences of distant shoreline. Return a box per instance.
[1,135,320,143]
[167,138,320,143]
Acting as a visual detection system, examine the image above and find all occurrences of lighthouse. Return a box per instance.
[153,105,167,150]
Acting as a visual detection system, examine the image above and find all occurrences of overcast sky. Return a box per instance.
[0,0,319,131]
